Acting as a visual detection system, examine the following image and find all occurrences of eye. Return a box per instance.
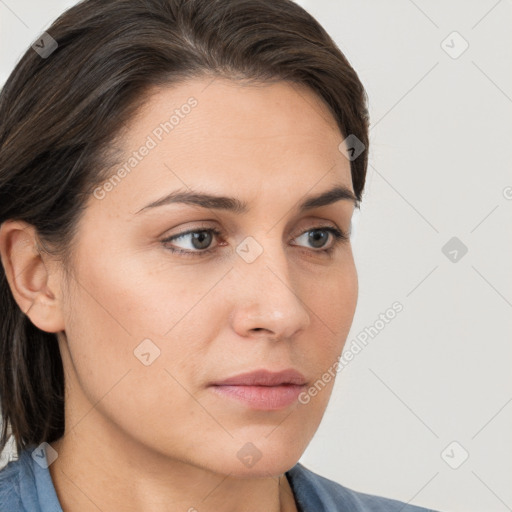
[162,228,223,255]
[292,227,348,254]
[161,226,348,258]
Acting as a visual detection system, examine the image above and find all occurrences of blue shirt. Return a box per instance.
[0,444,439,511]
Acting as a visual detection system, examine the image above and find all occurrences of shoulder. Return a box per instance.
[286,462,440,512]
[0,452,25,510]
[0,443,60,512]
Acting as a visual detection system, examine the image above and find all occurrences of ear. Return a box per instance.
[0,220,66,333]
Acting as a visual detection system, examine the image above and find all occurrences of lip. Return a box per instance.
[209,369,307,410]
[211,368,307,387]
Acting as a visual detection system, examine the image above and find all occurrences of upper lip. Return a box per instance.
[211,369,307,387]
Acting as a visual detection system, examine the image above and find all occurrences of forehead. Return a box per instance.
[96,77,353,214]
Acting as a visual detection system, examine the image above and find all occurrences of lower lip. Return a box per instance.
[210,384,306,410]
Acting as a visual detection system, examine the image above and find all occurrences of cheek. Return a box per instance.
[70,244,215,340]
[62,252,225,395]
[298,259,358,400]
[291,272,357,431]
[60,260,214,448]
[307,257,358,335]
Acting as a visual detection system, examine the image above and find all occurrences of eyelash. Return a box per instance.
[161,226,348,258]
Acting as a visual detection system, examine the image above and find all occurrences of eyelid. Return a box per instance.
[161,219,342,243]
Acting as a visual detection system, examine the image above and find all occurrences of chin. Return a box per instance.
[208,436,306,479]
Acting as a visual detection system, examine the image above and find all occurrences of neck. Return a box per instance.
[48,423,298,512]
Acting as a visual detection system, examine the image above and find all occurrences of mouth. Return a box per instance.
[209,368,307,411]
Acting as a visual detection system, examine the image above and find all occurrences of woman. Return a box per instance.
[0,0,439,510]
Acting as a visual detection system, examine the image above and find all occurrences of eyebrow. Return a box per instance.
[135,184,358,215]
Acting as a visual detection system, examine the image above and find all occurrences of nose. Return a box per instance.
[229,239,312,341]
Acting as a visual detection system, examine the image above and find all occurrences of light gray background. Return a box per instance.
[1,1,511,511]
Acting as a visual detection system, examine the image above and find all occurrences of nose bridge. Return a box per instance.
[235,230,291,289]
[231,232,311,337]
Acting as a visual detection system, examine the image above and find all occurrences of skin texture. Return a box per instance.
[0,77,358,512]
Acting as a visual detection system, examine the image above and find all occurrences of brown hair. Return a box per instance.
[0,0,370,456]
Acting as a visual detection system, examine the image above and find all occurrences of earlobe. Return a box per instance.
[0,220,66,333]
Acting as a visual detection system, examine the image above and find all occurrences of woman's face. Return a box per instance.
[54,77,358,476]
